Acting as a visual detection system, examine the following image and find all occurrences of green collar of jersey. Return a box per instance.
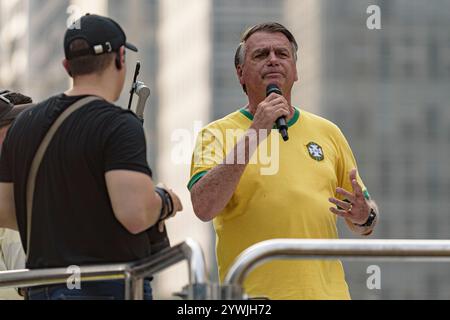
[240,107,300,128]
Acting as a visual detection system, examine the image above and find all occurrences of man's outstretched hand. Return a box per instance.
[328,169,370,225]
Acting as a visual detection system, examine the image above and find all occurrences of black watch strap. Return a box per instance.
[355,208,377,227]
[155,187,174,222]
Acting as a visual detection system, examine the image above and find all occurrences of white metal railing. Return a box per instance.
[4,239,450,300]
[224,239,450,289]
[0,238,208,300]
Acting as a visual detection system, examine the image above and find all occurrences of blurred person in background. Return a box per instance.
[0,90,33,300]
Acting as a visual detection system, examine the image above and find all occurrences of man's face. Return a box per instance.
[237,31,298,97]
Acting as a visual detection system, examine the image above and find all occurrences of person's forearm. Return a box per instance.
[0,216,18,231]
[191,129,260,222]
[144,190,163,229]
[0,206,18,230]
[0,183,18,230]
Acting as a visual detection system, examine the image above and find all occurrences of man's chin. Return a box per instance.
[263,78,283,88]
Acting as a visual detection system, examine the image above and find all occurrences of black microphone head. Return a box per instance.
[266,84,282,97]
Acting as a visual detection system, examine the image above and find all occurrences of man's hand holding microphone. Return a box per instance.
[250,84,291,141]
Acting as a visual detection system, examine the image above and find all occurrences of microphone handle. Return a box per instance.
[276,116,289,141]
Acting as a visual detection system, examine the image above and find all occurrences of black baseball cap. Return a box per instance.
[64,14,138,60]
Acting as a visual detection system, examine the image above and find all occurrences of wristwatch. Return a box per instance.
[155,187,174,222]
[354,208,377,227]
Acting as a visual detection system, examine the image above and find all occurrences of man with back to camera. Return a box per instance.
[0,90,34,300]
[188,22,379,300]
[0,14,182,300]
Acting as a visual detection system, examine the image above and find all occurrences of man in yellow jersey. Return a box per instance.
[188,22,379,300]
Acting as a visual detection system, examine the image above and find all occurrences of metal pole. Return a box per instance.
[124,271,132,300]
[129,238,208,284]
[224,239,450,287]
[181,238,209,284]
[0,263,127,289]
[131,278,144,300]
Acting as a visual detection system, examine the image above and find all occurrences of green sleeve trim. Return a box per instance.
[187,171,209,191]
[287,107,300,126]
[239,107,300,127]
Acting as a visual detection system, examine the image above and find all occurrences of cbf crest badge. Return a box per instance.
[307,142,324,161]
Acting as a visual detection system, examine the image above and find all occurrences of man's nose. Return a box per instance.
[267,50,280,65]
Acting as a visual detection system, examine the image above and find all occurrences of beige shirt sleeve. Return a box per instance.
[0,228,25,270]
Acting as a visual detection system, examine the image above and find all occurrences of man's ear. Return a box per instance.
[294,65,299,82]
[236,65,248,94]
[62,59,72,77]
[116,46,126,70]
[120,46,126,64]
[236,65,244,86]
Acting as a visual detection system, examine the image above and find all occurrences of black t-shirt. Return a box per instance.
[0,94,153,269]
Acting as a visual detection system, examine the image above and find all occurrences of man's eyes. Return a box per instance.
[277,50,290,57]
[254,52,268,59]
[253,50,290,59]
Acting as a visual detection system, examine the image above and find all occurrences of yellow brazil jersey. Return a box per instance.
[188,107,370,300]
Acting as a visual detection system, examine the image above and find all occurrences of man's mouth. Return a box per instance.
[263,72,283,78]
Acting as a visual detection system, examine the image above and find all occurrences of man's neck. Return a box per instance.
[66,76,117,103]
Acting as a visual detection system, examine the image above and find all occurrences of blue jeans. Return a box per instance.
[26,279,153,300]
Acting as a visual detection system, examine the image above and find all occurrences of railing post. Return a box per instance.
[124,270,144,300]
[179,283,245,300]
[182,238,209,284]
[131,278,144,300]
[124,271,132,300]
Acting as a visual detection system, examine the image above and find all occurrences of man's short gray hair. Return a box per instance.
[234,22,299,69]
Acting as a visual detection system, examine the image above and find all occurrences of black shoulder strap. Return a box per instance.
[25,96,100,259]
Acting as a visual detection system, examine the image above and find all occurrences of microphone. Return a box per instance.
[266,84,289,141]
[134,81,151,123]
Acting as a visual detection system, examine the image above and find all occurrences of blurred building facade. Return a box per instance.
[286,0,450,299]
[155,0,287,298]
[108,0,159,170]
[0,0,31,91]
